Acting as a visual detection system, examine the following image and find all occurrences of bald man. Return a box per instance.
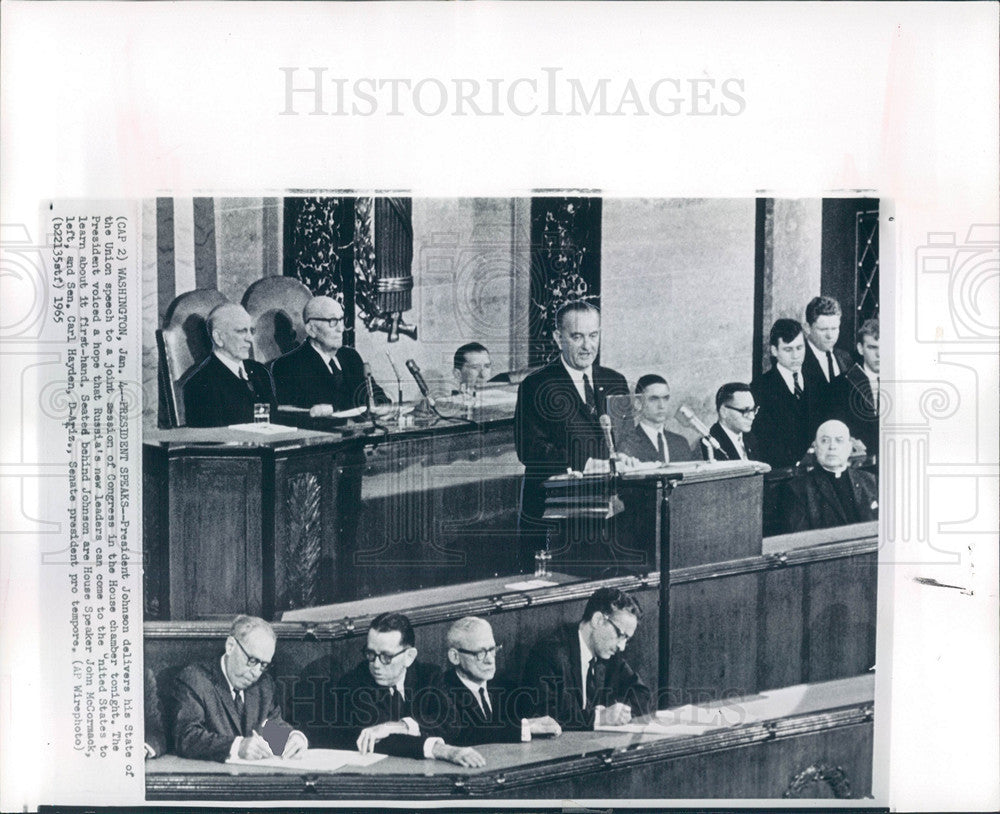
[783,420,878,533]
[271,295,389,411]
[183,303,277,427]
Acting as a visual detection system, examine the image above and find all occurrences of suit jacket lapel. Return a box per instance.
[565,625,585,708]
[212,660,244,735]
[551,361,595,422]
[710,424,738,461]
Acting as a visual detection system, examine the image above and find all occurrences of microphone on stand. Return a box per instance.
[363,363,376,413]
[599,414,618,476]
[676,405,727,461]
[404,359,435,408]
[385,352,404,425]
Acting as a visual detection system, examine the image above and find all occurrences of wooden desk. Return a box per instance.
[146,674,874,800]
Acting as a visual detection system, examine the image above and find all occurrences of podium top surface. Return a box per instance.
[544,459,769,489]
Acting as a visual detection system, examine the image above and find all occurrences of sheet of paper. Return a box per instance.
[226,422,299,434]
[226,748,387,772]
[504,579,559,591]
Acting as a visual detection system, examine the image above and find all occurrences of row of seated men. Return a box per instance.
[145,588,652,767]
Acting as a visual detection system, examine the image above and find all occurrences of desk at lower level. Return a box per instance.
[147,674,874,800]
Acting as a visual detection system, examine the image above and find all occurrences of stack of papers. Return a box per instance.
[226,748,387,771]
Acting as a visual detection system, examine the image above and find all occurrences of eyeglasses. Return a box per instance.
[363,647,409,665]
[307,317,344,327]
[233,637,271,670]
[604,615,632,643]
[453,643,503,662]
[723,404,759,418]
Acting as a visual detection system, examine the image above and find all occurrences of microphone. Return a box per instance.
[599,414,617,475]
[677,405,726,458]
[405,359,435,408]
[363,362,376,413]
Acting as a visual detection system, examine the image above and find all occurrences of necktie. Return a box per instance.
[657,432,668,463]
[389,687,403,721]
[825,351,835,382]
[793,372,803,400]
[233,690,245,729]
[582,373,596,412]
[585,657,597,710]
[736,434,747,460]
[238,365,252,391]
[875,376,881,414]
[478,686,492,719]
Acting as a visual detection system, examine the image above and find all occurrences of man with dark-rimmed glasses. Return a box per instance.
[271,295,389,411]
[439,617,561,745]
[522,587,652,731]
[321,612,485,767]
[703,382,761,461]
[172,614,307,761]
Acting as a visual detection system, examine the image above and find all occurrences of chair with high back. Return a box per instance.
[242,276,314,365]
[156,288,229,427]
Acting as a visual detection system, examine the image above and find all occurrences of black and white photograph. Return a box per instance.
[140,195,880,800]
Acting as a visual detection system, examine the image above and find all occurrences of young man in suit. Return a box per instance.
[802,296,854,423]
[616,374,695,464]
[172,615,307,761]
[514,301,633,560]
[183,303,277,427]
[838,318,880,456]
[783,420,878,532]
[452,342,493,395]
[702,382,760,461]
[751,318,821,468]
[270,295,389,411]
[438,617,561,745]
[322,612,484,767]
[522,587,653,731]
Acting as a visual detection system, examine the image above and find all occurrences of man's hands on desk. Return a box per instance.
[237,730,307,760]
[595,703,632,727]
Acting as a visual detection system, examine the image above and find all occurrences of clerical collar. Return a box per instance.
[309,339,341,370]
[213,351,245,380]
[818,463,848,479]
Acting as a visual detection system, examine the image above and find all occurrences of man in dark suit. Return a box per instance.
[702,382,761,461]
[837,318,880,456]
[321,613,485,767]
[616,374,695,464]
[783,420,879,532]
[270,295,389,411]
[172,615,307,762]
[183,303,277,427]
[801,296,854,424]
[752,319,823,468]
[438,617,561,745]
[522,587,653,731]
[514,301,632,557]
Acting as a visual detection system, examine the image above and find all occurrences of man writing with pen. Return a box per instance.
[172,615,308,761]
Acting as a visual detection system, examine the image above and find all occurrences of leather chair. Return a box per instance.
[156,288,229,427]
[242,276,313,364]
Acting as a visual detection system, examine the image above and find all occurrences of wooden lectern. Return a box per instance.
[542,459,771,694]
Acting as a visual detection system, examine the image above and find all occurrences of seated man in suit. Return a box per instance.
[837,317,880,456]
[702,382,760,461]
[144,667,167,759]
[514,301,633,565]
[323,612,484,767]
[271,295,389,411]
[783,420,878,533]
[751,318,822,468]
[802,296,853,424]
[439,617,561,745]
[183,303,277,427]
[522,587,653,731]
[172,615,307,761]
[617,374,695,464]
[452,342,493,395]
